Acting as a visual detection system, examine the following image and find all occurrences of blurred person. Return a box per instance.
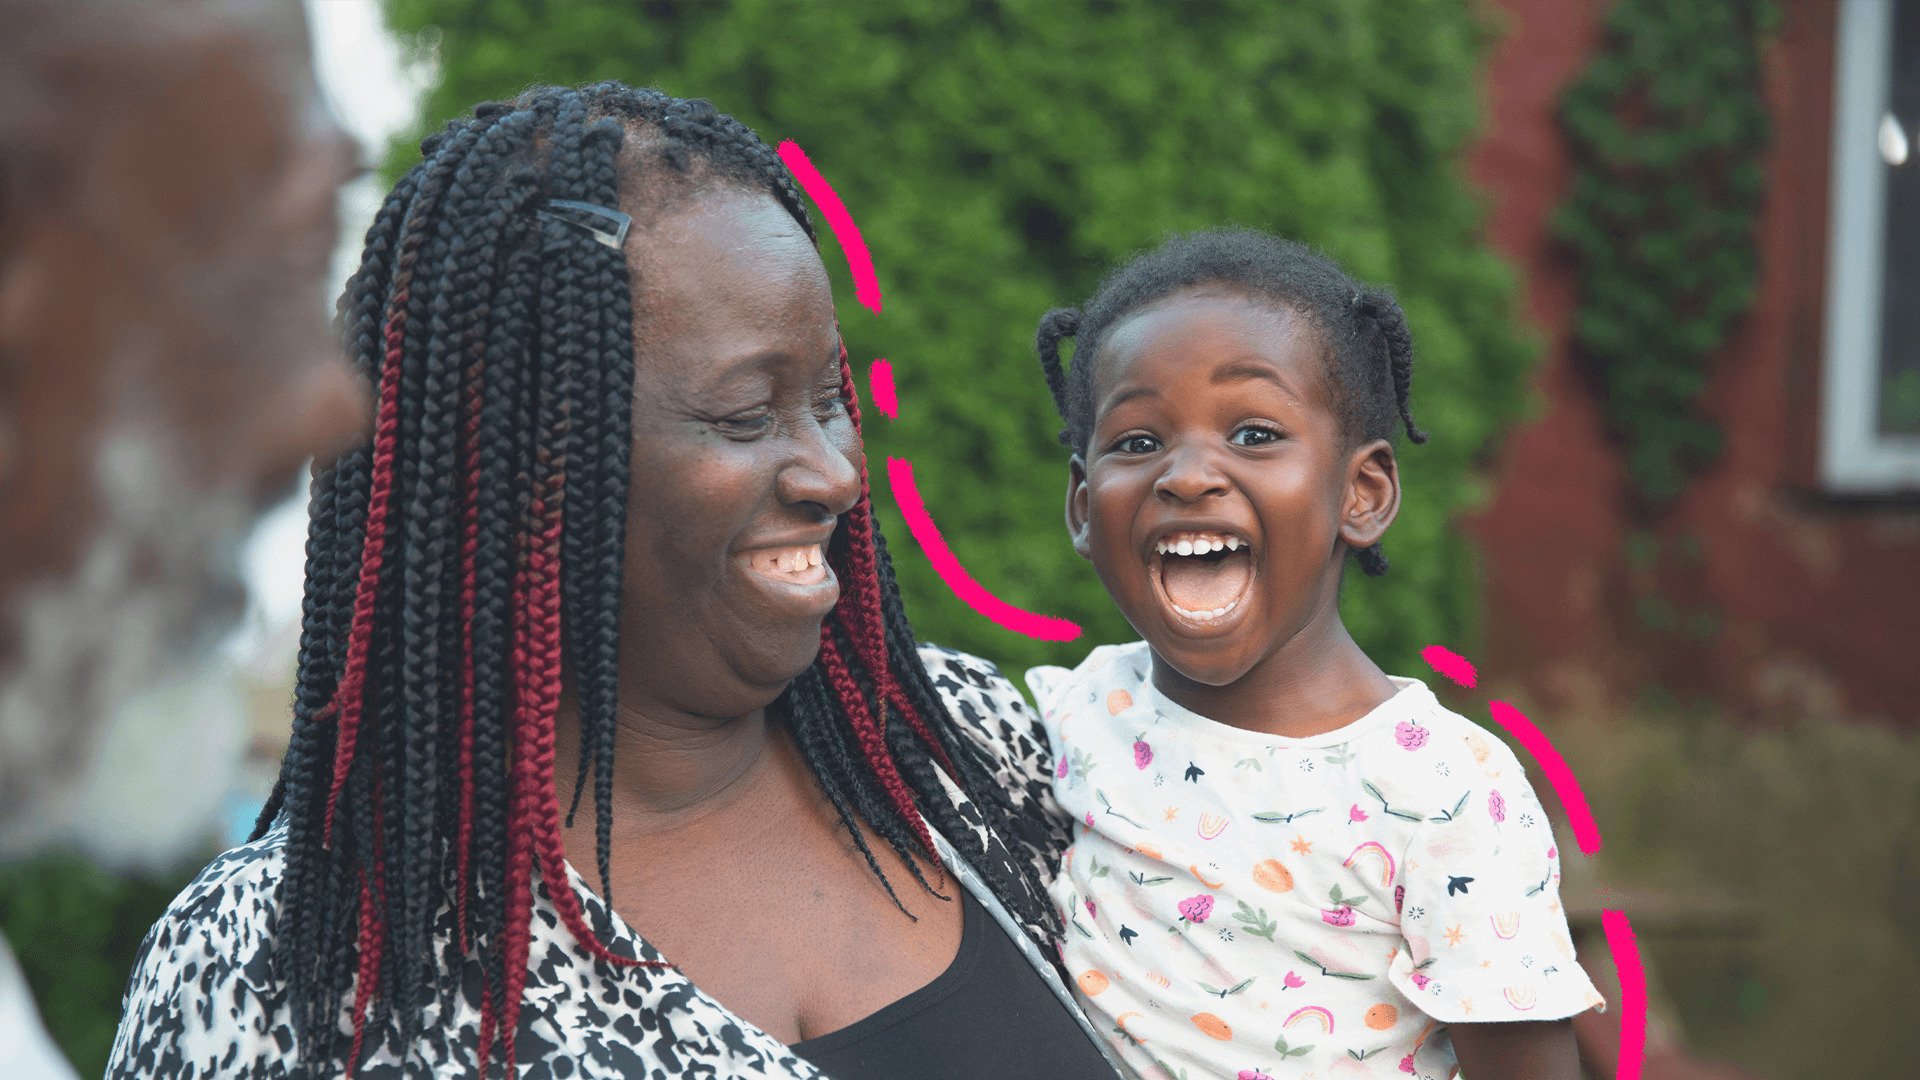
[0,0,367,1074]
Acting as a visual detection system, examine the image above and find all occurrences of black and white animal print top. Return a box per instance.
[107,647,1096,1080]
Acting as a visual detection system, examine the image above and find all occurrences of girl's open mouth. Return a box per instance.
[1148,530,1254,628]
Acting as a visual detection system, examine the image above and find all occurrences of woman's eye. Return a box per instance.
[813,389,846,420]
[1117,434,1160,455]
[1231,425,1280,447]
[714,408,773,438]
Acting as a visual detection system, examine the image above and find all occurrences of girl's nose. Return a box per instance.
[1154,444,1230,503]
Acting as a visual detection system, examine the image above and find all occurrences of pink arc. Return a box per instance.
[888,458,1082,641]
[1420,644,1477,689]
[1603,910,1647,1080]
[1485,700,1602,856]
[778,141,882,315]
[868,359,899,421]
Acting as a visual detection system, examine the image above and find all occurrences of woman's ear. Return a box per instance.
[1066,454,1093,560]
[1340,438,1400,550]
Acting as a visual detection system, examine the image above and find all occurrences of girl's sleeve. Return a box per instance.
[1386,737,1606,1025]
[107,840,298,1079]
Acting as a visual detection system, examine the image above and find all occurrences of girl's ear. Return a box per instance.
[1340,438,1400,551]
[1066,454,1093,560]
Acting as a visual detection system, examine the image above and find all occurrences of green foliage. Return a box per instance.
[0,855,202,1076]
[388,0,1535,681]
[1554,0,1774,506]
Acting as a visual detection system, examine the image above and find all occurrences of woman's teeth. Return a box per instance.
[1154,532,1242,555]
[748,545,825,575]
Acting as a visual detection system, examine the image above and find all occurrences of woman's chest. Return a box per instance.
[584,777,965,1044]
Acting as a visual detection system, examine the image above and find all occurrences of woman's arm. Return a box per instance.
[1449,1019,1581,1080]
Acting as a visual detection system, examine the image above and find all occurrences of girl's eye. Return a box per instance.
[1231,425,1281,447]
[1117,434,1161,455]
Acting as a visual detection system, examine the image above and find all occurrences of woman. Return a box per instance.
[108,84,1119,1080]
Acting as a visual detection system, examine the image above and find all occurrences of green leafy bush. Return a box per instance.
[0,855,204,1076]
[387,0,1537,683]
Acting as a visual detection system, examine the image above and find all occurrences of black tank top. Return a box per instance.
[790,888,1115,1080]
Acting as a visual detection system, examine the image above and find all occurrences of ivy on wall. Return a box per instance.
[1554,0,1776,508]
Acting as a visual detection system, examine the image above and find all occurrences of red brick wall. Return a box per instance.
[1463,0,1920,725]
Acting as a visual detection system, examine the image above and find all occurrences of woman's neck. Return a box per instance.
[1150,608,1397,740]
[552,693,776,826]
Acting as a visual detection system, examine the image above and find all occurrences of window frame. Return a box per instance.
[1823,0,1920,493]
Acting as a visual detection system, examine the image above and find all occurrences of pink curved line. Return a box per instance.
[869,359,898,421]
[1486,700,1603,855]
[1420,644,1478,689]
[778,141,882,315]
[1602,910,1647,1080]
[886,457,1082,642]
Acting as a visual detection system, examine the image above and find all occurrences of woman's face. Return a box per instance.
[616,189,859,723]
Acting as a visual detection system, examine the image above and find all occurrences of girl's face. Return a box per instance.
[617,189,861,722]
[1067,288,1399,688]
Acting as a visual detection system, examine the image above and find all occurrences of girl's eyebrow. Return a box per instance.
[1211,360,1299,398]
[1105,384,1163,409]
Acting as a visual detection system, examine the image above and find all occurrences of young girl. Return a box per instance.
[1025,229,1603,1080]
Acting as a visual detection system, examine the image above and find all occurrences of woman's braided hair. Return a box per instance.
[1034,227,1428,575]
[255,81,1054,1078]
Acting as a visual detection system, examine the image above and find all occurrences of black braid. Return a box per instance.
[869,527,1061,936]
[1033,307,1078,432]
[1033,227,1429,576]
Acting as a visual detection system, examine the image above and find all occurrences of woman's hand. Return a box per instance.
[1449,1018,1580,1080]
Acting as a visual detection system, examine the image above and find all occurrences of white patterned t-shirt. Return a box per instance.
[1028,642,1603,1080]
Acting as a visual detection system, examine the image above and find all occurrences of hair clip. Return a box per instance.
[535,199,631,250]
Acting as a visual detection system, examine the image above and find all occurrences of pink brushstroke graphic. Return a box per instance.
[1485,700,1603,855]
[1420,644,1477,688]
[887,458,1082,641]
[778,141,882,315]
[869,359,899,421]
[1603,910,1647,1080]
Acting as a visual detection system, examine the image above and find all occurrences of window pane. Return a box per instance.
[1882,0,1920,434]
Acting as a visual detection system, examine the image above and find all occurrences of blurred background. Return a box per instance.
[3,1,1914,1076]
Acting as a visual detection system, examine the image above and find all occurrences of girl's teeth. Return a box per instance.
[1155,534,1246,556]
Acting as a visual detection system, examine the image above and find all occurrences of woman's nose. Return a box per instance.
[777,413,862,518]
[1154,443,1230,503]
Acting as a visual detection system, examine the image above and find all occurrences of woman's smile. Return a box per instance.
[735,539,838,617]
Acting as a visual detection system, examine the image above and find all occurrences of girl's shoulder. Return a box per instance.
[1022,641,1150,721]
[1366,678,1527,767]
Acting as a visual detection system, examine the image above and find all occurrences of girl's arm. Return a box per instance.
[1449,1019,1581,1080]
